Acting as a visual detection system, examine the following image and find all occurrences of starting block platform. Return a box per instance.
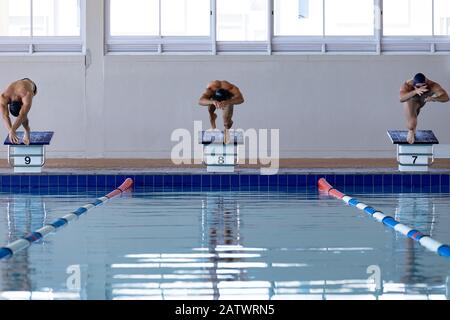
[4,131,54,173]
[199,130,243,173]
[387,130,438,172]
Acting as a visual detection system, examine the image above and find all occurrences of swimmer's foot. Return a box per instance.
[407,130,415,144]
[224,129,231,144]
[23,130,31,145]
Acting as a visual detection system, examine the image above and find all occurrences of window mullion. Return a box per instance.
[29,0,33,53]
[375,0,382,54]
[268,0,273,55]
[159,0,162,37]
[211,0,216,55]
[322,0,326,38]
[432,0,435,36]
[158,0,162,53]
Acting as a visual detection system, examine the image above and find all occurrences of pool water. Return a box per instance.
[0,187,449,300]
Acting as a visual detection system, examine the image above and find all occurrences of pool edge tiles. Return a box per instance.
[0,173,448,191]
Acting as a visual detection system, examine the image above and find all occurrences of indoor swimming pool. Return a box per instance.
[0,175,448,300]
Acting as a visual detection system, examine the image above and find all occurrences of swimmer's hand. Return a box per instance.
[415,86,429,96]
[212,100,223,109]
[8,130,19,144]
[425,94,438,103]
[212,100,230,110]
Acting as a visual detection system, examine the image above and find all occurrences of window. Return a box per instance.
[106,0,450,54]
[274,0,323,36]
[434,0,450,36]
[383,0,432,36]
[109,0,210,37]
[325,0,374,36]
[110,0,159,36]
[0,0,82,53]
[161,0,210,36]
[0,0,80,37]
[216,0,268,41]
[33,0,80,36]
[383,0,450,36]
[0,0,31,36]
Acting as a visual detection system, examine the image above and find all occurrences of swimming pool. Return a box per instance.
[0,174,448,300]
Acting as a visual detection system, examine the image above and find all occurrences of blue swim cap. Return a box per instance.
[213,89,232,102]
[8,101,22,117]
[413,73,426,86]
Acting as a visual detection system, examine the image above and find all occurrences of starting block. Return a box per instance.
[4,131,54,173]
[387,130,438,172]
[199,130,243,173]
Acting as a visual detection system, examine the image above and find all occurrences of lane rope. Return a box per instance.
[318,178,450,259]
[0,178,133,261]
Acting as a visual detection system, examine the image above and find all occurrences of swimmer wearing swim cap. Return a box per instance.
[0,78,37,145]
[400,73,449,144]
[198,80,244,144]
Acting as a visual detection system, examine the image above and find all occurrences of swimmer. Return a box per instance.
[400,73,449,144]
[0,78,38,145]
[198,80,244,144]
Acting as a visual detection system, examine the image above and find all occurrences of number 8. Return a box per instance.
[218,156,225,164]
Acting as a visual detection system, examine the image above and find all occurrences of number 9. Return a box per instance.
[25,156,31,165]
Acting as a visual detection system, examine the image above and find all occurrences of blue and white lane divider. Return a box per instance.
[0,178,133,261]
[318,178,450,259]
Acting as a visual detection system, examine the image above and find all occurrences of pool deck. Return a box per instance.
[1,159,450,174]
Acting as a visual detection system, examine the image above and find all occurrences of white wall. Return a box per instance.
[0,0,449,159]
[102,54,450,158]
[0,56,86,158]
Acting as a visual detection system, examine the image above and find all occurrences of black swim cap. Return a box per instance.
[413,73,426,86]
[213,89,232,102]
[9,101,22,117]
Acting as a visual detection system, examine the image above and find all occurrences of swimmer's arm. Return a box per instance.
[430,85,450,102]
[11,95,31,131]
[199,88,215,106]
[0,94,13,132]
[399,84,419,103]
[227,86,244,105]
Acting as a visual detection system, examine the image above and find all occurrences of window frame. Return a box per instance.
[381,0,450,54]
[0,0,447,55]
[0,0,85,54]
[105,0,213,54]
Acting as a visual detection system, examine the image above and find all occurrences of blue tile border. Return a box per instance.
[0,173,448,192]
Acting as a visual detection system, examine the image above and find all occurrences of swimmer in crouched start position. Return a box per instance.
[400,73,449,144]
[0,78,38,145]
[198,80,244,144]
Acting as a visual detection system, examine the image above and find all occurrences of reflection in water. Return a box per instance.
[0,195,81,300]
[1,195,46,293]
[447,276,449,299]
[202,193,244,299]
[395,195,436,236]
[395,195,438,285]
[0,191,448,300]
[107,192,448,300]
